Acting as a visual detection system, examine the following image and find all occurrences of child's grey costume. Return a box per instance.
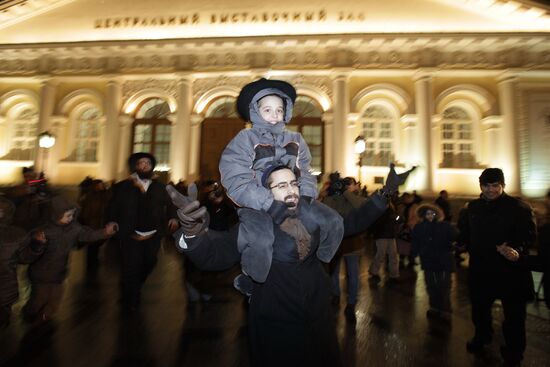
[219,81,343,282]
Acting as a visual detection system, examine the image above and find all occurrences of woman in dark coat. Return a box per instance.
[411,204,458,318]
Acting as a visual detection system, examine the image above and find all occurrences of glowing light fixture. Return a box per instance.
[38,131,56,149]
[354,135,366,154]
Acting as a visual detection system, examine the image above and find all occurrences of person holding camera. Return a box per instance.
[322,174,366,322]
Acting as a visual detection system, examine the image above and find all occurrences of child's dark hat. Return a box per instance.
[237,78,297,121]
[128,152,157,172]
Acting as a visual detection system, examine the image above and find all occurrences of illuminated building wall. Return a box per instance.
[1,0,550,197]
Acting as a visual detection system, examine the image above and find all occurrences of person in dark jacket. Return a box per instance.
[22,195,117,323]
[107,152,178,311]
[0,196,46,327]
[411,204,457,319]
[435,190,452,222]
[167,163,411,367]
[322,175,366,321]
[369,201,400,281]
[458,168,536,367]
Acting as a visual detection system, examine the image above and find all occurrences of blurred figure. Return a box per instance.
[322,174,366,322]
[411,204,457,320]
[107,152,178,312]
[23,195,117,323]
[0,196,46,327]
[7,167,52,231]
[369,201,400,282]
[79,179,112,280]
[435,190,452,222]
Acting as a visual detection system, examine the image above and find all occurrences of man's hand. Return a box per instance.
[166,186,209,236]
[382,164,417,195]
[104,222,118,236]
[496,242,520,262]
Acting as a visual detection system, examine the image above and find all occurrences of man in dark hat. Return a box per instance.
[107,152,178,311]
[458,168,536,367]
[219,78,344,296]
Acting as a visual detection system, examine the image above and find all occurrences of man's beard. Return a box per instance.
[136,170,153,179]
[284,194,300,208]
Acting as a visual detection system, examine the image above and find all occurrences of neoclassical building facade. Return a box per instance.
[1,0,550,197]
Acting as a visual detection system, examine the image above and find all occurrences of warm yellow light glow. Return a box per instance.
[38,131,56,149]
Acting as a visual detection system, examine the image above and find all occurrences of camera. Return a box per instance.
[327,172,353,196]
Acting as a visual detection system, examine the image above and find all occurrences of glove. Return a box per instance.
[267,200,292,225]
[166,185,209,236]
[382,163,417,195]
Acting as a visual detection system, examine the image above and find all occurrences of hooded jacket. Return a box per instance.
[27,195,109,284]
[0,197,44,307]
[219,88,317,211]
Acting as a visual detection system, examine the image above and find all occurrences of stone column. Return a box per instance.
[170,76,193,182]
[188,114,204,179]
[481,116,502,166]
[100,79,122,181]
[44,115,67,180]
[331,71,351,174]
[116,114,134,180]
[0,116,8,157]
[414,73,434,193]
[321,112,334,174]
[497,76,521,194]
[34,79,57,171]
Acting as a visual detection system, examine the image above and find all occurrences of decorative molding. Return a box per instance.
[1,35,550,77]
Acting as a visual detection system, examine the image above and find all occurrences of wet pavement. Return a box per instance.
[1,238,549,367]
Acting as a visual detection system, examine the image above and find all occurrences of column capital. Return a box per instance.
[190,114,203,126]
[119,114,134,126]
[321,111,334,124]
[497,71,520,84]
[413,68,436,82]
[330,68,353,81]
[175,72,195,83]
[50,115,68,126]
[38,77,59,88]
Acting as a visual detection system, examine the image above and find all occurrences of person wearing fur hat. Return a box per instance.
[22,195,117,323]
[411,203,458,320]
[457,168,536,367]
[219,78,344,295]
[0,196,47,327]
[107,152,179,311]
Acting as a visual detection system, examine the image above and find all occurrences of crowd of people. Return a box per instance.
[1,77,549,367]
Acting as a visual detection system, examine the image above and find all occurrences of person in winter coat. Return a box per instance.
[322,175,366,322]
[107,152,179,311]
[411,204,457,319]
[219,78,343,295]
[458,168,536,367]
[22,195,117,323]
[0,196,46,327]
[167,163,411,367]
[369,201,400,281]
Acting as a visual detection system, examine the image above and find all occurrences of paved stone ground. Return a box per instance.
[0,238,548,367]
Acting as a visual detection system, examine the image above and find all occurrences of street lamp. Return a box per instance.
[38,131,56,174]
[354,135,366,184]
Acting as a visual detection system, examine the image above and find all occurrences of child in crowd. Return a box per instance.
[411,204,457,320]
[219,78,343,294]
[23,195,117,323]
[0,196,46,327]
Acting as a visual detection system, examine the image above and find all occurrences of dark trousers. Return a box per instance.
[470,287,527,363]
[424,270,452,312]
[120,236,161,308]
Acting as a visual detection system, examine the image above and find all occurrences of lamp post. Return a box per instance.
[38,131,56,175]
[354,135,366,184]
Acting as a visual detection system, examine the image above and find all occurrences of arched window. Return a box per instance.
[132,98,171,167]
[204,96,238,118]
[3,107,39,160]
[135,98,171,119]
[440,106,476,168]
[72,106,101,162]
[360,105,395,167]
[293,96,322,118]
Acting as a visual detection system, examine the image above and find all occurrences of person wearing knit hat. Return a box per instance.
[219,78,344,296]
[458,168,536,366]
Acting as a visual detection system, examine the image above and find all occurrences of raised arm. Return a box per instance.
[296,133,318,200]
